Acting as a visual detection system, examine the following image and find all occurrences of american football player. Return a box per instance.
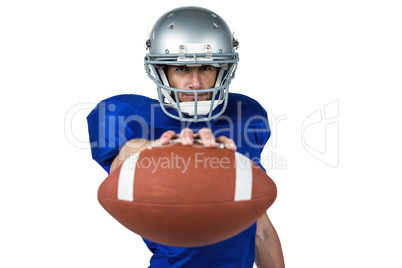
[88,6,284,268]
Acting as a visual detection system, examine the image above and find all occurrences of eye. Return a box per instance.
[200,65,216,72]
[174,66,189,72]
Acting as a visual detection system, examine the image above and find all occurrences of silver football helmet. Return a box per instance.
[144,6,239,122]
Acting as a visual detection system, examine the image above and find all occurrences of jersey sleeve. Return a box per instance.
[246,102,271,170]
[87,95,150,173]
[254,104,271,148]
[235,93,271,149]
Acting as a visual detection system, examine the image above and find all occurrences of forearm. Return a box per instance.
[255,213,285,268]
[255,228,284,268]
[110,138,153,172]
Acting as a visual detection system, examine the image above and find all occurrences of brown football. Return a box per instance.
[98,142,277,247]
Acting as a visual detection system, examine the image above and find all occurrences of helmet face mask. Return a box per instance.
[144,6,239,122]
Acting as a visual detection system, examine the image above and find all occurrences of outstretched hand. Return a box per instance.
[111,128,236,173]
[159,128,237,151]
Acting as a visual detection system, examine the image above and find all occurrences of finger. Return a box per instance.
[194,128,216,147]
[216,136,237,151]
[179,128,194,145]
[159,130,177,145]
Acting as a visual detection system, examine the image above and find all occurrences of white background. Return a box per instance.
[1,0,401,267]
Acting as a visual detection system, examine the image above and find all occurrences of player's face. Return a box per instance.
[165,65,218,102]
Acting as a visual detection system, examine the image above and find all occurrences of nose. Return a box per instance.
[188,69,201,89]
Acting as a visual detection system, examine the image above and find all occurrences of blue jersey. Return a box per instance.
[87,93,271,268]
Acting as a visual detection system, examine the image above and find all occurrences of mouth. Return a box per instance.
[186,93,207,98]
[181,93,210,101]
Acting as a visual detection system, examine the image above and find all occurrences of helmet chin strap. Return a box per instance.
[157,67,176,104]
[156,67,227,116]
